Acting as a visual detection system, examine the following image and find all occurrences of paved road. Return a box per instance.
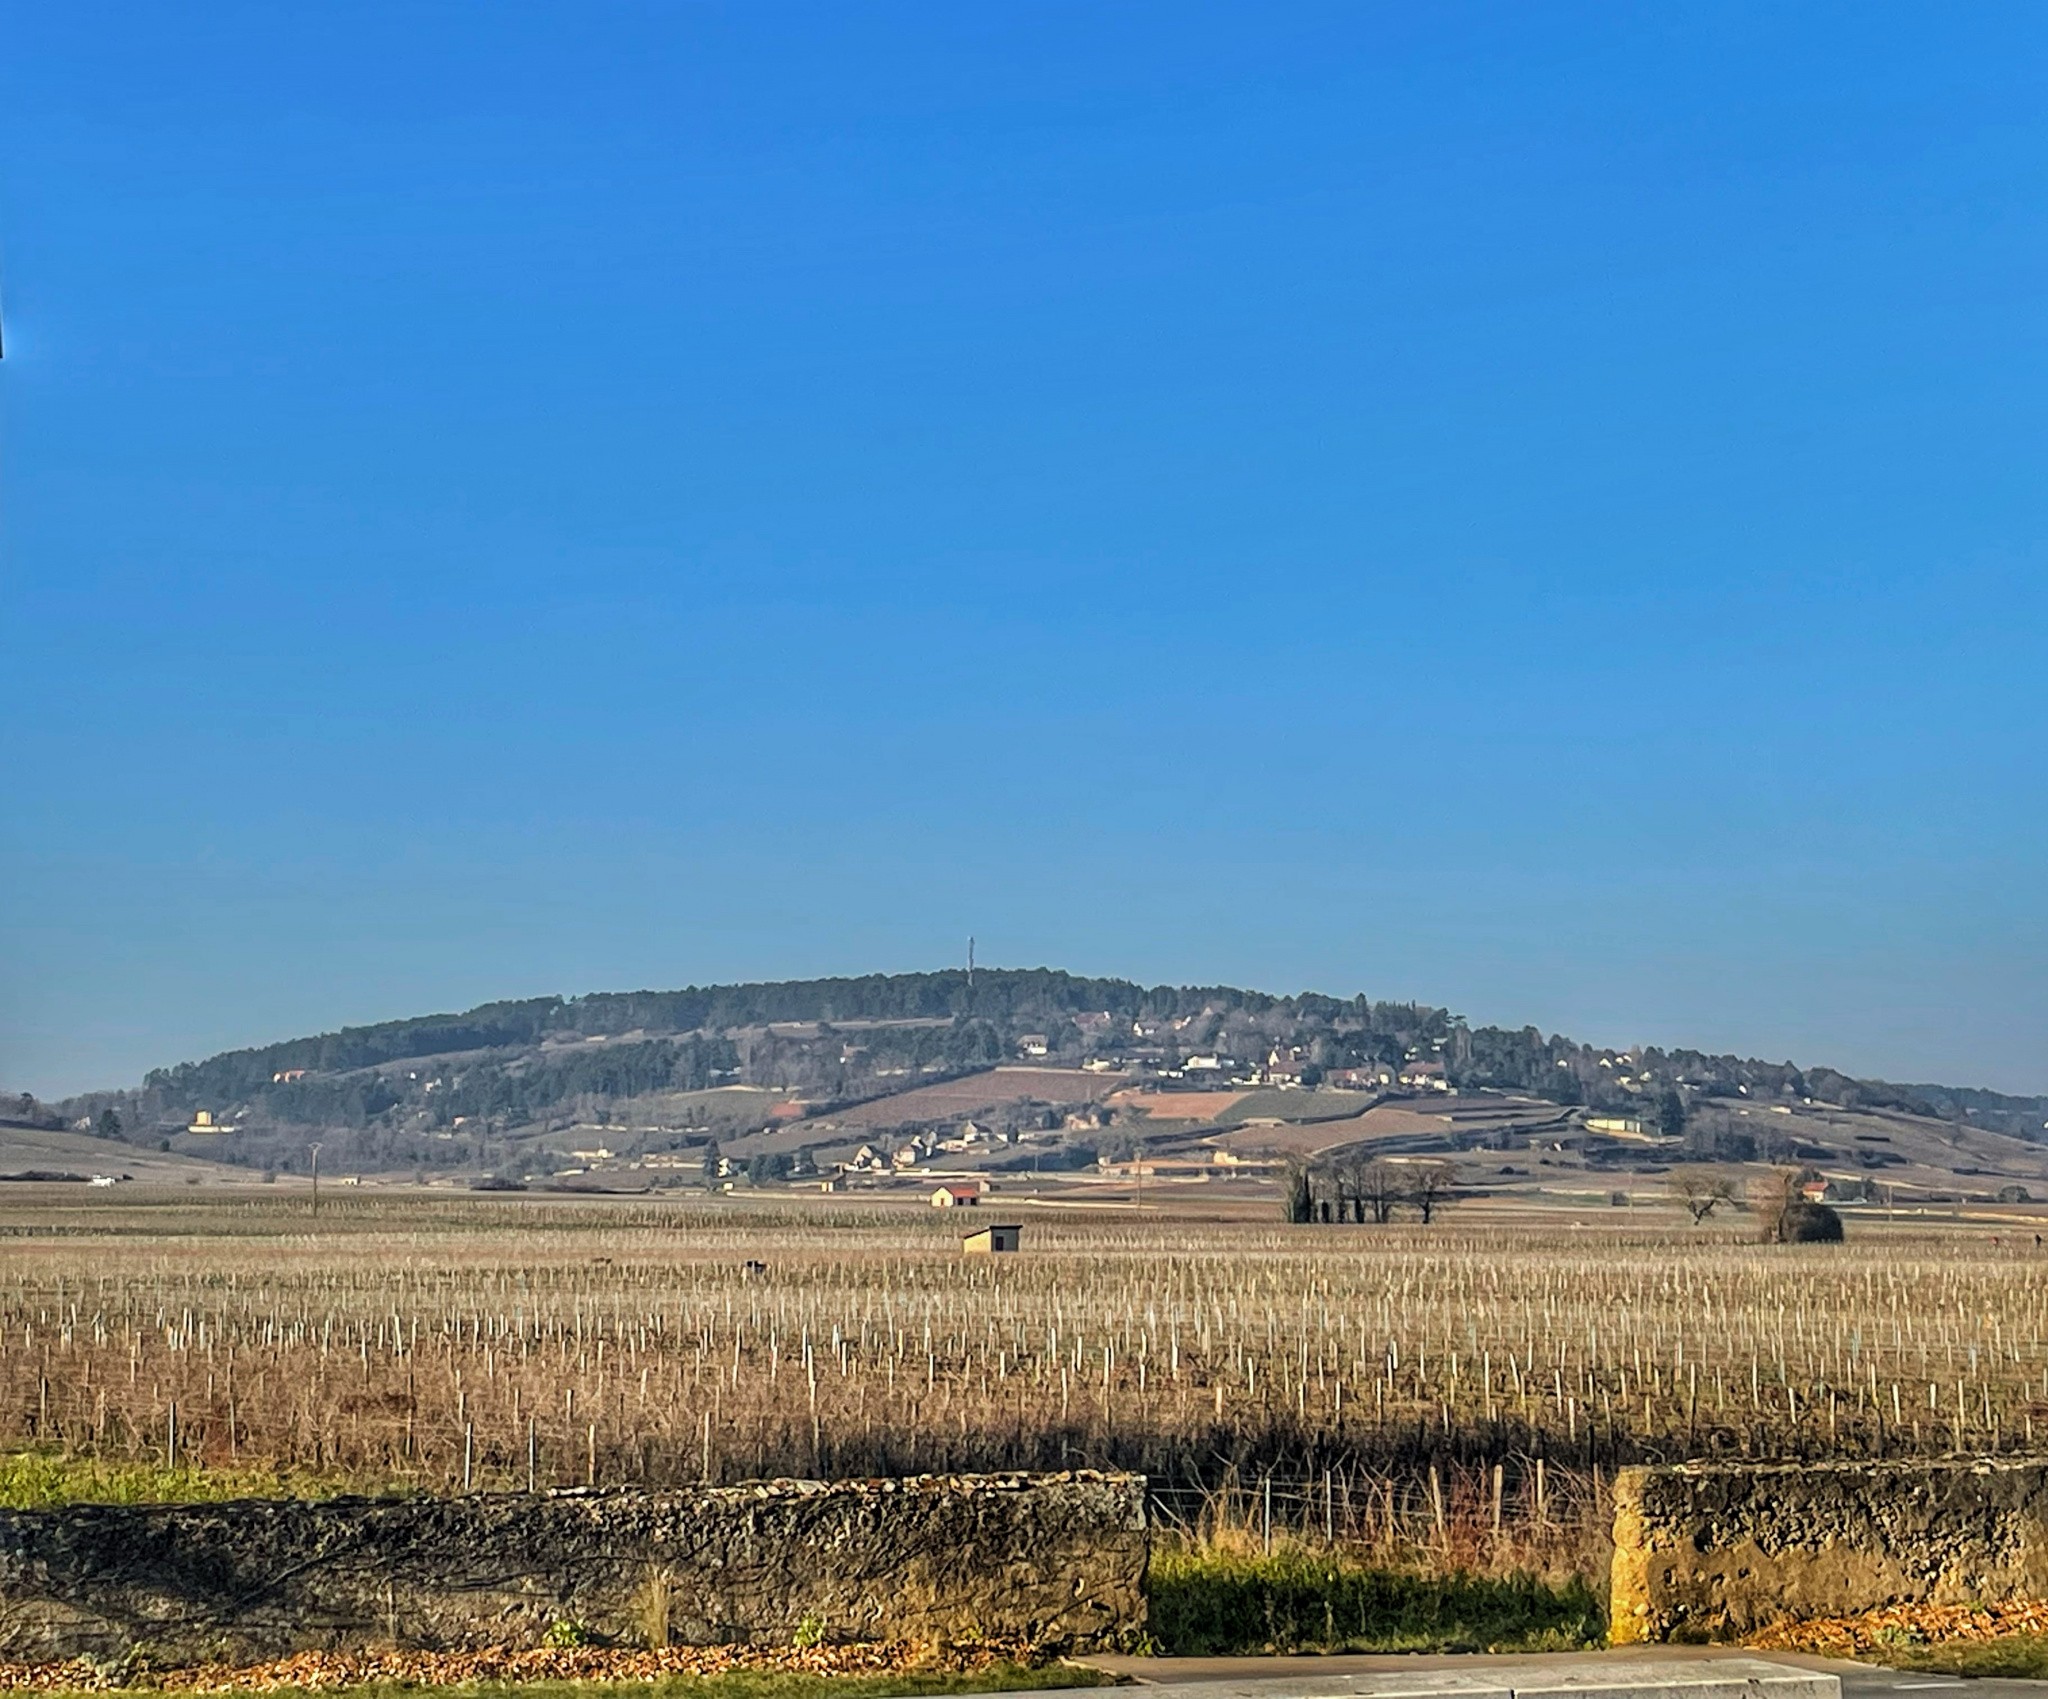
[1078,1648,2048,1699]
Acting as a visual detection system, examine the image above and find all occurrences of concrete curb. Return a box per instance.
[1108,1659,1840,1699]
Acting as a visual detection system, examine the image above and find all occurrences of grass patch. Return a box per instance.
[1856,1634,2048,1679]
[1213,1088,1380,1128]
[0,1452,364,1510]
[37,1667,1107,1699]
[1146,1545,1605,1655]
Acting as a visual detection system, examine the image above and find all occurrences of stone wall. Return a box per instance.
[0,1471,1146,1665]
[1612,1457,2048,1643]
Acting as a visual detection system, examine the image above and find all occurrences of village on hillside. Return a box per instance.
[22,981,2047,1227]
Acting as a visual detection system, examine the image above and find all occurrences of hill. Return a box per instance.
[17,969,2047,1190]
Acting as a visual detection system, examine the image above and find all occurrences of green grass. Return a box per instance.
[0,1452,366,1509]
[1856,1633,2048,1679]
[1213,1088,1380,1128]
[39,1667,1108,1699]
[1145,1546,1606,1656]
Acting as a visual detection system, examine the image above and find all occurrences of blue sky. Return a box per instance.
[4,3,2045,1096]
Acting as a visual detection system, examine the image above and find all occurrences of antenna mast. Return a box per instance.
[967,937,975,990]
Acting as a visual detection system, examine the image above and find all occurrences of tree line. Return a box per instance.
[1284,1158,1457,1226]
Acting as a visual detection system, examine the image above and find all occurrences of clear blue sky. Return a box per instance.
[4,3,2045,1097]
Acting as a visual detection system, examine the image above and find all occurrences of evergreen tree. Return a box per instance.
[1657,1088,1688,1138]
[1284,1163,1313,1224]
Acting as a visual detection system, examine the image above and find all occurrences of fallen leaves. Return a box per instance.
[1747,1599,2048,1657]
[0,1637,1046,1692]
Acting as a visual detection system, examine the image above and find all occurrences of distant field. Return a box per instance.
[1213,1087,1382,1127]
[1208,1103,1457,1158]
[1106,1088,1247,1123]
[534,1087,781,1138]
[1107,1086,1384,1129]
[809,1068,1119,1130]
[0,1122,245,1187]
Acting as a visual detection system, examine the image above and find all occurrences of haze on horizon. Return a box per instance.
[3,3,2045,1099]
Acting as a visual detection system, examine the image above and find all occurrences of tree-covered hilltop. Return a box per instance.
[30,966,2048,1172]
[133,970,1455,1115]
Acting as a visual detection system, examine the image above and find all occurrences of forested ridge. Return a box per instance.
[25,968,2048,1172]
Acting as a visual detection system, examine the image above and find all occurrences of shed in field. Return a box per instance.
[961,1223,1022,1254]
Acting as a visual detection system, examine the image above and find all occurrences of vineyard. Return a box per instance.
[0,1196,2039,1577]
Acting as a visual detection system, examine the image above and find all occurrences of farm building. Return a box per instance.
[961,1224,1022,1254]
[930,1184,982,1208]
[1398,1058,1449,1091]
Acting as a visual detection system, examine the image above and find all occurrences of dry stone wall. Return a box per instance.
[1612,1456,2048,1642]
[0,1471,1146,1665]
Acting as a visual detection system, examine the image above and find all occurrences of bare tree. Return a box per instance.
[1751,1165,1796,1236]
[1672,1167,1737,1225]
[1326,1158,1392,1223]
[1321,1158,1357,1223]
[1319,1161,1348,1222]
[1406,1162,1456,1225]
[1357,1160,1404,1224]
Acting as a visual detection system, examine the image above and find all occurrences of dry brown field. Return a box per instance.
[0,1190,2041,1554]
